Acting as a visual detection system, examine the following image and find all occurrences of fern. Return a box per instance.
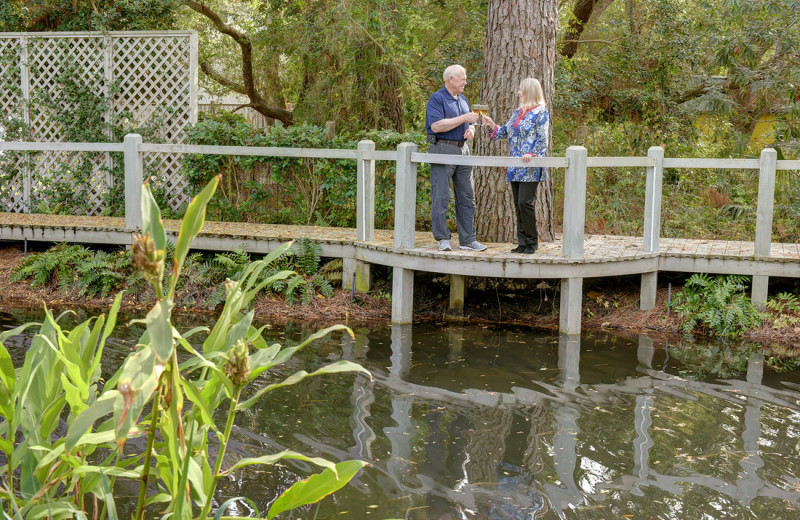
[293,238,321,276]
[670,274,764,338]
[11,243,92,291]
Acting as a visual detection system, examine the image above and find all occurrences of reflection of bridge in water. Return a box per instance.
[327,327,800,517]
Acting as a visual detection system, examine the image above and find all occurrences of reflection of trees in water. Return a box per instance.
[462,405,513,485]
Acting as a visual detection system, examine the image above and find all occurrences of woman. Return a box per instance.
[483,78,549,254]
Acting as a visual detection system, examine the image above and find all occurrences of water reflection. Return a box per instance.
[2,311,800,519]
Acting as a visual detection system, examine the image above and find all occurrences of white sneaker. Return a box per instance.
[438,239,452,251]
[460,241,487,252]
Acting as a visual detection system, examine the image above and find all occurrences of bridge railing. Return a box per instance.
[2,135,799,331]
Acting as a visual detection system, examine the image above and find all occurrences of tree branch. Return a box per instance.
[184,0,293,125]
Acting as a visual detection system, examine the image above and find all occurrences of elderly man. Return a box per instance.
[425,64,487,252]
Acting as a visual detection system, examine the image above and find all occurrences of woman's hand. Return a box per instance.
[482,115,497,130]
[522,153,533,163]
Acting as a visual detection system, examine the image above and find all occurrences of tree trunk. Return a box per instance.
[475,0,558,243]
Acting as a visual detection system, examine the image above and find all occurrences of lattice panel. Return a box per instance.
[0,38,25,212]
[0,32,195,215]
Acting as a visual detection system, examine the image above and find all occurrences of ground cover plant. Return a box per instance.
[0,177,369,518]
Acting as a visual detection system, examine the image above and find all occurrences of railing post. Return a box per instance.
[392,142,418,324]
[560,146,587,335]
[345,139,376,292]
[641,146,664,310]
[123,133,143,231]
[20,35,31,213]
[394,142,418,249]
[752,147,777,308]
[357,139,376,241]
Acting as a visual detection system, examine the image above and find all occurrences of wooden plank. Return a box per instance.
[777,160,800,170]
[663,158,760,169]
[411,153,569,168]
[586,157,655,168]
[138,143,360,159]
[0,142,124,152]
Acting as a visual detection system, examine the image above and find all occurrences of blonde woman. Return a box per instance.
[483,78,549,254]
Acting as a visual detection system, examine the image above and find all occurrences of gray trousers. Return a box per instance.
[429,141,476,244]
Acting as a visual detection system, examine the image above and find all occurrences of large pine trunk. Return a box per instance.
[474,0,558,243]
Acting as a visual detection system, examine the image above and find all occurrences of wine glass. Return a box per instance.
[472,104,488,124]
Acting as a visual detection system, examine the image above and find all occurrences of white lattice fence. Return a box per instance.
[0,31,197,214]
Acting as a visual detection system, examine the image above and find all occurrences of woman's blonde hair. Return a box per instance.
[518,78,545,109]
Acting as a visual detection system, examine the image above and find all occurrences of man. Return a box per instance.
[425,64,487,252]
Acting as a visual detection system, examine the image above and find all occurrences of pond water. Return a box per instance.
[2,309,800,519]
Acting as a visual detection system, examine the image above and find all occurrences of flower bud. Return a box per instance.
[132,232,165,286]
[225,339,251,387]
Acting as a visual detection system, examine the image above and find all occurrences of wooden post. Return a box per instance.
[345,139,376,292]
[448,274,466,316]
[20,35,31,212]
[325,121,336,141]
[124,134,143,231]
[752,148,777,308]
[560,146,587,335]
[392,142,418,324]
[562,146,587,259]
[641,146,664,310]
[357,140,376,242]
[394,142,418,249]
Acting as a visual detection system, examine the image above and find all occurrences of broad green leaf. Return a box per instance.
[239,360,369,410]
[142,183,167,251]
[171,175,219,294]
[223,450,338,475]
[248,325,353,381]
[267,460,367,519]
[65,392,115,453]
[145,299,174,362]
[72,465,139,478]
[180,379,219,433]
[214,497,261,520]
[0,321,39,344]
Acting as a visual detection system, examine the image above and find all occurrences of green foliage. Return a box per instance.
[0,0,181,32]
[0,179,368,519]
[670,274,765,338]
[669,338,761,380]
[765,292,800,329]
[183,112,431,229]
[11,243,92,291]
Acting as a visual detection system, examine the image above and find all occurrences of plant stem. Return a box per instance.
[135,376,164,520]
[199,385,242,520]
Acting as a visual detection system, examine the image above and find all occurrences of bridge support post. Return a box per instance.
[350,139,376,292]
[560,146,587,335]
[640,146,664,310]
[123,133,143,231]
[752,148,777,309]
[391,143,418,324]
[392,268,414,324]
[560,277,583,335]
[448,274,466,316]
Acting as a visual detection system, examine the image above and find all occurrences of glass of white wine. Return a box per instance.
[472,104,488,124]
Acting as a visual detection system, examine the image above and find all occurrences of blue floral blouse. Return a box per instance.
[488,105,550,182]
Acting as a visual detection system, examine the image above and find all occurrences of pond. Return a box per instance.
[2,309,800,519]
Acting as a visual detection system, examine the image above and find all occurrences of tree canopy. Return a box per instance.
[1,0,797,155]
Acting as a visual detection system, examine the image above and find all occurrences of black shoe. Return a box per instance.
[522,245,537,254]
[511,245,526,253]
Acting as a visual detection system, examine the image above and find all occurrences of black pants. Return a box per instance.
[510,181,539,247]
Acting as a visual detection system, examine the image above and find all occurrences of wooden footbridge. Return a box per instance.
[1,137,799,333]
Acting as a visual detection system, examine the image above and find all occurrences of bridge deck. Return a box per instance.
[1,213,798,279]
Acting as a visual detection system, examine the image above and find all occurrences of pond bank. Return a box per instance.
[2,243,798,355]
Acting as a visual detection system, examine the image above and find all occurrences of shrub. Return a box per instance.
[670,274,764,338]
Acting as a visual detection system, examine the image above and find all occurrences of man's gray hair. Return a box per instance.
[443,64,466,83]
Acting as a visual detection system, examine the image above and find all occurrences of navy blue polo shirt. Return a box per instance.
[426,86,471,141]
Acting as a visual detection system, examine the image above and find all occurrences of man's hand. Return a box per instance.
[464,125,475,140]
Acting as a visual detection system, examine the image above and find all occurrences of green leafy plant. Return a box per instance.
[670,274,765,338]
[0,177,369,518]
[765,291,800,329]
[10,243,92,290]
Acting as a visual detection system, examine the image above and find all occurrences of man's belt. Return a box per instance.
[428,135,465,147]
